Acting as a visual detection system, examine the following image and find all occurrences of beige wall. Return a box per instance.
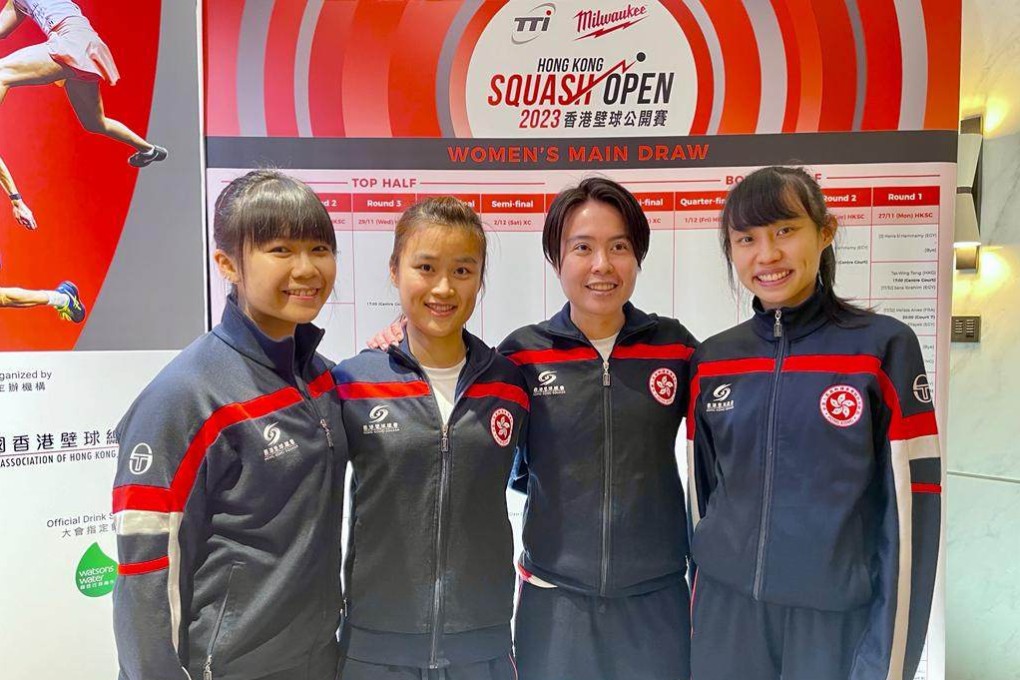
[947,2,1020,678]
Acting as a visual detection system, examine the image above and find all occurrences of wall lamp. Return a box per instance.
[955,117,982,271]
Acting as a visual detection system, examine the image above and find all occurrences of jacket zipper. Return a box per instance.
[429,421,451,669]
[542,321,654,595]
[203,563,239,680]
[599,359,612,595]
[753,309,786,600]
[298,377,334,451]
[387,343,494,669]
[319,418,334,449]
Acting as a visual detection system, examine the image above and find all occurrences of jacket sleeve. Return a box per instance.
[686,350,717,535]
[111,383,230,680]
[851,327,941,680]
[508,370,530,494]
[509,436,530,494]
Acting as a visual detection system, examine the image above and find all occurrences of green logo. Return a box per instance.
[76,543,117,597]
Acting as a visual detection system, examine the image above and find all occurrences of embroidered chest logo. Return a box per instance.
[912,375,933,404]
[262,422,300,460]
[491,408,514,447]
[364,405,400,435]
[128,443,153,475]
[649,367,678,406]
[706,383,734,413]
[533,370,566,396]
[820,385,864,428]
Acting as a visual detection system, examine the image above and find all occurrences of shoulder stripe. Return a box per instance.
[508,347,599,365]
[113,485,172,513]
[308,369,336,398]
[113,386,304,514]
[118,555,170,576]
[782,354,882,374]
[463,382,530,411]
[784,354,939,441]
[697,357,776,376]
[612,343,694,360]
[337,380,430,400]
[911,482,942,494]
[690,352,938,442]
[891,411,938,440]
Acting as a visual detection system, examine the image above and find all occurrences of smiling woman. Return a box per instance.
[387,197,486,368]
[211,169,338,340]
[686,166,941,680]
[719,166,862,321]
[112,170,347,680]
[332,196,527,680]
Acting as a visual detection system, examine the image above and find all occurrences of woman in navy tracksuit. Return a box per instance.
[334,197,528,680]
[371,179,698,680]
[502,178,697,680]
[687,166,941,680]
[112,171,347,680]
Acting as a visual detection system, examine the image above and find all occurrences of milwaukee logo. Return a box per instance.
[574,4,647,40]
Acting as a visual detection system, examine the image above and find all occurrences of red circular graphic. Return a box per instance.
[820,385,864,427]
[490,408,514,447]
[649,368,678,406]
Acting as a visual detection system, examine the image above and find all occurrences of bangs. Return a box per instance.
[240,180,336,251]
[721,168,811,233]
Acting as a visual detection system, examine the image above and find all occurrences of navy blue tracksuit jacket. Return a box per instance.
[687,292,941,680]
[332,332,529,669]
[113,298,347,680]
[500,302,698,597]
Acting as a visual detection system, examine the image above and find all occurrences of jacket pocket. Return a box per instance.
[203,562,242,680]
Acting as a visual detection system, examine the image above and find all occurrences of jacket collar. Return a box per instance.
[389,329,497,397]
[547,301,657,344]
[751,286,828,341]
[212,295,325,383]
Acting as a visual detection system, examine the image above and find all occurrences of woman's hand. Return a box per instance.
[366,315,406,349]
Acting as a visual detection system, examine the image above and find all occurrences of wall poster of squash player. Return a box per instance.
[0,0,191,351]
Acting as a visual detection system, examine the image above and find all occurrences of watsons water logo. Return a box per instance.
[574,4,648,40]
[75,543,117,597]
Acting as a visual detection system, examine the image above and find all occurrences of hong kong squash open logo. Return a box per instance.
[820,385,863,427]
[491,408,514,447]
[649,368,677,406]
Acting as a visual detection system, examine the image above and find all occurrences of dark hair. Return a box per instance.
[720,166,869,323]
[213,170,336,267]
[543,177,649,271]
[390,196,488,281]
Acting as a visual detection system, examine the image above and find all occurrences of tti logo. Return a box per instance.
[513,3,555,44]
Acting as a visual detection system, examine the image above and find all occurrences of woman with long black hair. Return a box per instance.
[687,166,941,680]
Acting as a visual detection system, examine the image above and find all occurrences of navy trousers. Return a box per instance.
[690,573,869,680]
[514,578,691,680]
